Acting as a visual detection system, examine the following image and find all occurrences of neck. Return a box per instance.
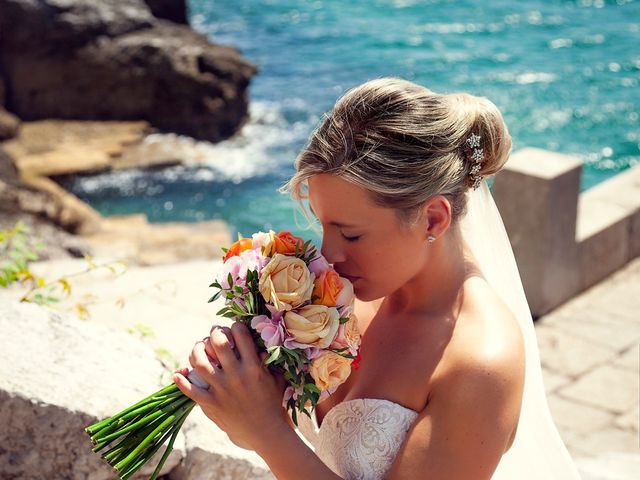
[384,224,468,316]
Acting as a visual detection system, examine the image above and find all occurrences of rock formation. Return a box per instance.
[0,0,257,141]
[0,75,20,140]
[0,300,274,479]
[143,0,189,24]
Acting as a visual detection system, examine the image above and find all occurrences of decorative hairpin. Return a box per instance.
[466,133,484,189]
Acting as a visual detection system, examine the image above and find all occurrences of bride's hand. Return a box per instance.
[174,323,288,452]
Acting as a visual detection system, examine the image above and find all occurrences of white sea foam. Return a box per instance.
[67,100,316,195]
[549,38,573,49]
[141,100,314,184]
[515,72,557,84]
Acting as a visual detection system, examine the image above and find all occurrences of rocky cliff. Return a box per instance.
[0,0,257,141]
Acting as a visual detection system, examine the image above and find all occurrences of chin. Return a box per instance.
[353,285,382,303]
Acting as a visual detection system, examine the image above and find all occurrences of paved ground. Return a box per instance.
[536,257,640,477]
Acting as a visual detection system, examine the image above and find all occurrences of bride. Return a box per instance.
[174,78,582,479]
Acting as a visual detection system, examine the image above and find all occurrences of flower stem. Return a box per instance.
[97,396,190,444]
[85,383,179,436]
[114,401,193,473]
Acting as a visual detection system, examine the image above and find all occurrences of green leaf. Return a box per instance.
[304,383,321,395]
[208,290,222,303]
[245,298,253,315]
[266,346,281,364]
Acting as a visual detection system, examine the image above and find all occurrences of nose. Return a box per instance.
[320,234,347,264]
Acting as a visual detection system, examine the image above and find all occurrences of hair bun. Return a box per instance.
[448,93,513,180]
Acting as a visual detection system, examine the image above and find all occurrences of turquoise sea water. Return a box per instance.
[62,0,640,239]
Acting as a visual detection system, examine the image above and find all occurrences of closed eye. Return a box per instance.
[342,234,361,242]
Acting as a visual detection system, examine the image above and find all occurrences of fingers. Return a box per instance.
[189,339,219,384]
[210,325,235,348]
[230,322,261,368]
[203,337,221,368]
[173,370,211,404]
[210,327,239,371]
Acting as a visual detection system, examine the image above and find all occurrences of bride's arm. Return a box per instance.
[386,343,525,480]
[253,421,343,480]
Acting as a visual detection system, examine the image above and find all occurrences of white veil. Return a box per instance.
[460,180,581,479]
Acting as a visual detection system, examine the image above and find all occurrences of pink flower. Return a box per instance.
[282,384,305,407]
[318,385,339,403]
[219,247,270,290]
[282,337,323,359]
[282,386,294,407]
[308,254,331,275]
[250,312,285,348]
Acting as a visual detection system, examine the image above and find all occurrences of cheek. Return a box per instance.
[351,247,403,293]
[362,237,425,283]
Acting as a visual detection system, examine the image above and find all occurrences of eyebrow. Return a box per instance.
[308,205,361,229]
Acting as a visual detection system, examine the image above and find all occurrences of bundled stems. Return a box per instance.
[85,382,195,479]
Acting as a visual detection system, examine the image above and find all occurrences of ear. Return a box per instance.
[421,195,452,240]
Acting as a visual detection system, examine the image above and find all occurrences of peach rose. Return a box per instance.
[330,314,361,355]
[309,351,353,391]
[223,237,254,261]
[259,254,315,311]
[283,304,341,348]
[312,269,343,307]
[335,277,354,309]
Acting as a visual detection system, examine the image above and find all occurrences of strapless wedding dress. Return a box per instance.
[294,396,581,480]
[295,398,419,480]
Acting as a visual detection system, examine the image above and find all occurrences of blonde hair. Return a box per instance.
[282,77,512,224]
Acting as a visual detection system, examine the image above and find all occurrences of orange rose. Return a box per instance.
[270,231,305,256]
[223,237,254,261]
[312,269,343,307]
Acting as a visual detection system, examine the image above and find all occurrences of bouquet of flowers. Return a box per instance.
[85,230,361,479]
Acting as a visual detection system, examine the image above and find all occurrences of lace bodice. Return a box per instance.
[295,398,419,480]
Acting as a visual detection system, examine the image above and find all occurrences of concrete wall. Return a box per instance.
[492,148,640,318]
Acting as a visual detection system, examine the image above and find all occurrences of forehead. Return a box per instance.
[307,174,388,225]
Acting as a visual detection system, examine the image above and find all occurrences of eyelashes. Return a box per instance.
[342,234,361,242]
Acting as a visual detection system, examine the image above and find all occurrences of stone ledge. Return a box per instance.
[0,300,273,479]
[0,300,184,479]
[493,150,640,316]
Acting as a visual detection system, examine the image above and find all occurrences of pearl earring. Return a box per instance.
[427,235,436,243]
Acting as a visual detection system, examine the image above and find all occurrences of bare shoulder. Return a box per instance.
[386,278,526,478]
[447,275,524,375]
[432,275,525,439]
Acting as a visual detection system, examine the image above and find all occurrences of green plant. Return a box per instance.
[0,220,127,313]
[0,220,45,288]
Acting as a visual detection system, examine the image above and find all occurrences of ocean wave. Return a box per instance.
[141,100,315,183]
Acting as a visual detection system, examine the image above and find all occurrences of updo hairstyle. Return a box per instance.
[283,78,512,225]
